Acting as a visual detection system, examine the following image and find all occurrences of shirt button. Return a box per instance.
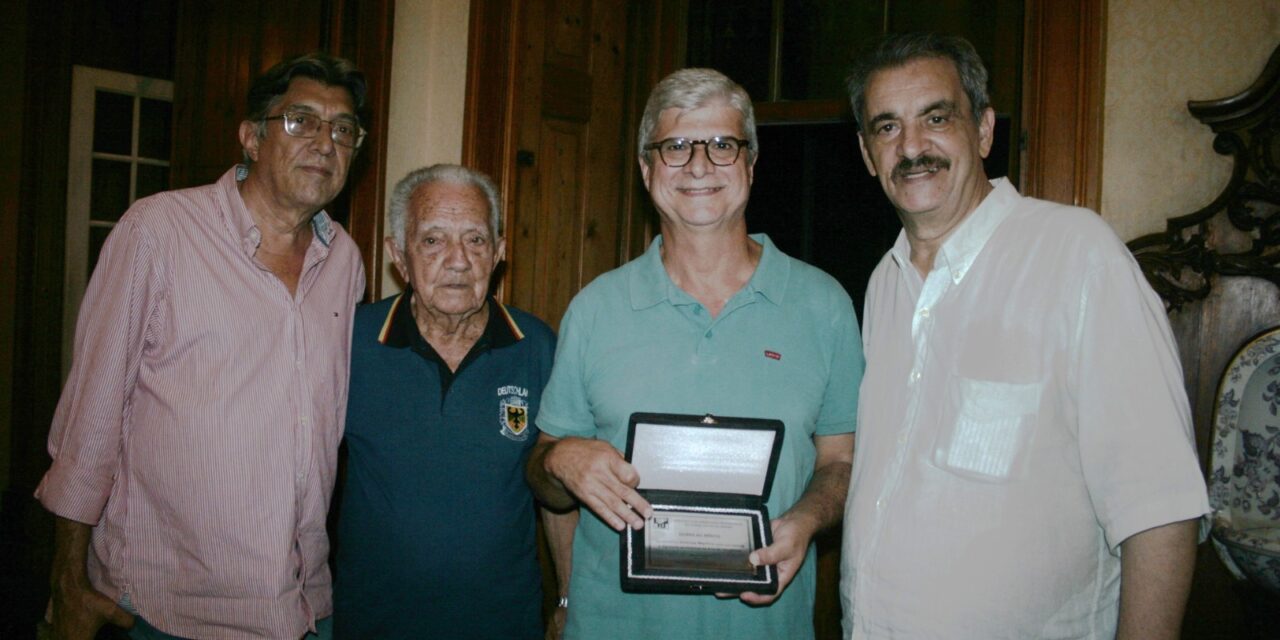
[898,432,908,445]
[910,370,921,382]
[875,498,884,510]
[919,308,930,318]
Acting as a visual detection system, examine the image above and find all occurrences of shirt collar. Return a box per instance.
[889,177,1018,284]
[377,291,524,351]
[627,233,790,310]
[228,164,336,252]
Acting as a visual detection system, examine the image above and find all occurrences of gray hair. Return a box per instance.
[243,52,367,163]
[388,164,503,250]
[637,68,758,164]
[846,33,990,133]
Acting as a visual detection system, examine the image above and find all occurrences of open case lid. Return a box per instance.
[625,412,785,501]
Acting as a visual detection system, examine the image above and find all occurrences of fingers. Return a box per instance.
[104,604,135,630]
[735,517,810,605]
[546,439,651,531]
[577,479,649,531]
[50,583,134,640]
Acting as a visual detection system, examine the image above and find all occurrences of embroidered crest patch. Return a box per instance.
[498,385,531,441]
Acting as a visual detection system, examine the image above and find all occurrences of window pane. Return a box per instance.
[745,122,900,321]
[686,0,773,101]
[91,159,131,222]
[780,0,883,100]
[93,91,134,155]
[138,98,172,160]
[88,226,113,278]
[136,164,169,200]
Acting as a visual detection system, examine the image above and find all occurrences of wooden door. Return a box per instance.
[508,0,632,328]
[466,0,682,330]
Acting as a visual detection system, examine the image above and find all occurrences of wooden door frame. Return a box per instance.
[1021,0,1106,210]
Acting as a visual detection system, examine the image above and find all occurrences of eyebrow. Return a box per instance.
[867,99,959,130]
[918,100,958,117]
[283,102,358,122]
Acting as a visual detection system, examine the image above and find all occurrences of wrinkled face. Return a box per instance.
[639,103,755,232]
[858,57,994,227]
[239,77,357,214]
[386,181,505,320]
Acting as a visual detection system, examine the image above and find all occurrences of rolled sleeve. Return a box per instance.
[1074,256,1210,552]
[36,219,163,525]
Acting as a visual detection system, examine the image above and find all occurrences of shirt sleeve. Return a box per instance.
[815,289,865,436]
[534,298,598,440]
[35,217,165,525]
[1074,253,1210,552]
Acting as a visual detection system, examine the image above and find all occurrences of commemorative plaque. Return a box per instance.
[620,412,784,595]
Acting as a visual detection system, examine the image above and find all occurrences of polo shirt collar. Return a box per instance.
[227,164,337,254]
[890,177,1017,284]
[377,290,524,351]
[628,232,790,310]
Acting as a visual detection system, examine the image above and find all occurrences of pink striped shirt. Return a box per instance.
[36,166,365,639]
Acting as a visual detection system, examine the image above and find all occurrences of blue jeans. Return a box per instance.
[128,615,333,640]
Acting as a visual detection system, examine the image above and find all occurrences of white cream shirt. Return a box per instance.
[840,178,1210,639]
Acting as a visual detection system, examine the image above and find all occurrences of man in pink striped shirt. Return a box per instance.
[36,53,367,640]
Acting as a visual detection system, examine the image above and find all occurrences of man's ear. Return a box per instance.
[239,121,262,163]
[977,107,996,159]
[384,236,410,284]
[638,156,653,192]
[857,132,878,177]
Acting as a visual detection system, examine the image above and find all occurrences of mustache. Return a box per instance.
[893,155,951,178]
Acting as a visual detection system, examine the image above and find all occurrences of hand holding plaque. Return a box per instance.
[620,413,784,595]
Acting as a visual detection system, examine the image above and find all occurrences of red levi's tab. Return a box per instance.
[764,350,781,361]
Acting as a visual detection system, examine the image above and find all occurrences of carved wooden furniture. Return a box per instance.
[1127,42,1280,620]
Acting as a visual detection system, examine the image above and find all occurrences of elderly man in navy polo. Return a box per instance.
[333,164,574,639]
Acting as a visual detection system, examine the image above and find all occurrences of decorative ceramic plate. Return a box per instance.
[1209,326,1280,593]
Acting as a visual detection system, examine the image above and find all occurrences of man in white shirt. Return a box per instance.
[839,32,1210,639]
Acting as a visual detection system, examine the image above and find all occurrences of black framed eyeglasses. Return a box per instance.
[263,110,366,149]
[643,137,751,167]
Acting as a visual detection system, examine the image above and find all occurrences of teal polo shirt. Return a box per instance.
[537,234,864,640]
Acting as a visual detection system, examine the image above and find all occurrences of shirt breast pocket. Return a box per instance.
[931,376,1043,482]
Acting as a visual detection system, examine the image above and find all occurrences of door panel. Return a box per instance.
[505,0,632,330]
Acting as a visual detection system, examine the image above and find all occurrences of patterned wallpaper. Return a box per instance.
[1100,0,1279,241]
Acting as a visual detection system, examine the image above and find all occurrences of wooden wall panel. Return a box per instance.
[579,1,630,293]
[171,0,327,190]
[171,0,391,299]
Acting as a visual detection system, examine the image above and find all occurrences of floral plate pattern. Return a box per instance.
[1209,326,1280,595]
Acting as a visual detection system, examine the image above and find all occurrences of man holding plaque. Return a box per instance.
[527,68,864,639]
[840,33,1209,638]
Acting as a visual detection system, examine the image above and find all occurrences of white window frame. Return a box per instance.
[64,66,173,377]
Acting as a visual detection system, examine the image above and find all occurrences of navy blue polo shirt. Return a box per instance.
[334,292,555,640]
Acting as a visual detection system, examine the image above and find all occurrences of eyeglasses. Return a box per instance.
[263,110,366,149]
[643,137,751,167]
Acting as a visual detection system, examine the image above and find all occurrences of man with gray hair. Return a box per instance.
[526,68,863,639]
[840,32,1208,638]
[333,164,573,639]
